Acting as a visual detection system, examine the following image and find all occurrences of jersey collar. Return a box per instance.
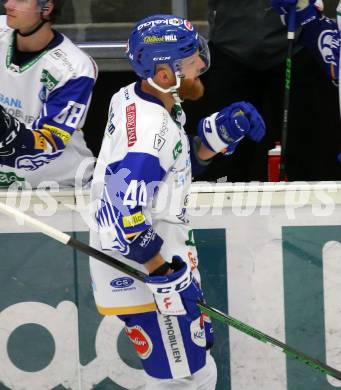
[6,30,64,73]
[134,81,165,108]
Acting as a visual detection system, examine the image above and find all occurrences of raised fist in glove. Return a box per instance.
[197,101,266,155]
[145,256,203,320]
[0,104,25,150]
[271,0,324,27]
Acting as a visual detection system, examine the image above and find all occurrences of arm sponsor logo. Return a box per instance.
[43,124,71,145]
[122,211,146,228]
[126,103,137,147]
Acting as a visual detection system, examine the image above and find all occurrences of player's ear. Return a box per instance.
[155,65,174,86]
[41,0,54,18]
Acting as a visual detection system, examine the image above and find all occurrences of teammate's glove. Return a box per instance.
[0,104,25,150]
[197,101,266,155]
[271,0,324,27]
[145,256,203,320]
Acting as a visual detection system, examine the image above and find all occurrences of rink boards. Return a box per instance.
[0,182,341,390]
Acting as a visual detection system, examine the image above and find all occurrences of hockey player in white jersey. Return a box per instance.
[0,0,97,188]
[90,14,266,389]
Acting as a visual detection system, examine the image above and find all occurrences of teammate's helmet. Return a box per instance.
[127,14,210,79]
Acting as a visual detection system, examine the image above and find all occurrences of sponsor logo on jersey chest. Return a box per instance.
[0,94,22,109]
[41,69,59,91]
[153,134,166,151]
[126,103,137,147]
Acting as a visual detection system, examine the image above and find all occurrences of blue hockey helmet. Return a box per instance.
[126,14,210,80]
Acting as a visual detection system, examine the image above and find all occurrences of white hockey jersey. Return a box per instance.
[90,81,199,315]
[0,16,97,188]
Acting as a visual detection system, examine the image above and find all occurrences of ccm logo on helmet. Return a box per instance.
[153,56,171,61]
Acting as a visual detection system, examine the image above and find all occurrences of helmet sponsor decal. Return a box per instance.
[137,18,183,31]
[168,18,182,26]
[184,20,194,31]
[144,35,178,44]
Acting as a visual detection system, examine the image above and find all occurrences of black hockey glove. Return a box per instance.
[0,105,25,150]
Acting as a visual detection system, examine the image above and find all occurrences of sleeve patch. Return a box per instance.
[42,124,72,145]
[122,211,146,228]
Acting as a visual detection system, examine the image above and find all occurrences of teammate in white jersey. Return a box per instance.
[90,14,265,389]
[0,0,97,188]
[271,0,341,158]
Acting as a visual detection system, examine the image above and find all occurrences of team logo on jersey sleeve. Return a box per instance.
[16,151,62,171]
[125,325,153,359]
[318,30,338,66]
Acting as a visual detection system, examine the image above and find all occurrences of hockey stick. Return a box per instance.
[279,5,296,181]
[0,201,341,381]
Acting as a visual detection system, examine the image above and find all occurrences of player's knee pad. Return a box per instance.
[118,311,214,380]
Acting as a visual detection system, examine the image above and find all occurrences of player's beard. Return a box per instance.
[178,78,205,101]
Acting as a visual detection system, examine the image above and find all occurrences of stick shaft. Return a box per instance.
[279,7,296,181]
[0,201,70,244]
[0,201,146,280]
[1,201,341,380]
[198,303,341,380]
[67,237,146,280]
